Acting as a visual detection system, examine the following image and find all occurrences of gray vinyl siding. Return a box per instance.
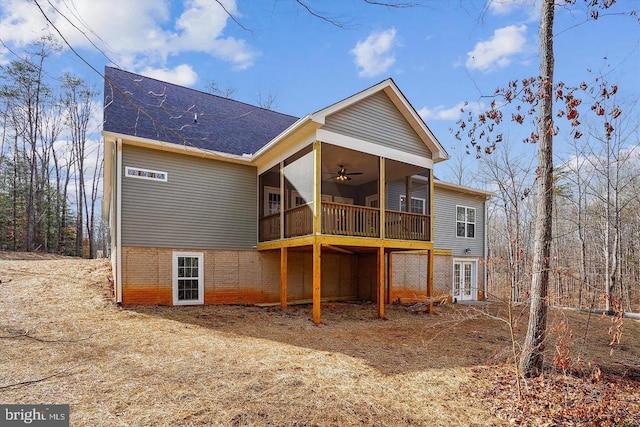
[323,92,432,159]
[121,145,257,249]
[387,181,403,211]
[386,179,428,212]
[434,187,486,257]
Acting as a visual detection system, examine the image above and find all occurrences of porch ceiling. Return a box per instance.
[321,145,377,185]
[320,144,427,186]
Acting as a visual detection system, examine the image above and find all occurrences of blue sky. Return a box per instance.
[1,0,638,181]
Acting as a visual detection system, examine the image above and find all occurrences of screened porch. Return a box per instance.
[258,142,432,244]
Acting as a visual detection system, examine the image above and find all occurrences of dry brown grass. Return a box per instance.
[1,253,638,426]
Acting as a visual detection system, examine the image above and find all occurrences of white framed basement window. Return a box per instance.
[456,205,476,239]
[172,252,204,305]
[125,166,168,182]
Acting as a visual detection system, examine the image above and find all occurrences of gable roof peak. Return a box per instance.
[310,78,449,163]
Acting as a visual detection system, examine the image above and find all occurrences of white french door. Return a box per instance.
[453,260,476,301]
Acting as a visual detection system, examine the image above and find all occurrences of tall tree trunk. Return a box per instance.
[12,134,18,251]
[520,0,555,378]
[86,148,103,259]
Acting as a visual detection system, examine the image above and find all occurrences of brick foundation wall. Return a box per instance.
[121,246,484,305]
[390,253,429,302]
[433,254,452,299]
[391,253,486,302]
[121,247,357,305]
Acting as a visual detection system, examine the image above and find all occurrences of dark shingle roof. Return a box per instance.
[103,67,299,155]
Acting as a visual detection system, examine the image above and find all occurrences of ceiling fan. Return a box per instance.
[333,165,363,181]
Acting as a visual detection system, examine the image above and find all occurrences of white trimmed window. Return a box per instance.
[400,196,426,214]
[264,186,281,216]
[291,191,306,207]
[125,166,168,182]
[172,252,204,305]
[456,206,476,238]
[365,194,379,208]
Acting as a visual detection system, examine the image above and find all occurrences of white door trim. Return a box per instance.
[452,258,477,301]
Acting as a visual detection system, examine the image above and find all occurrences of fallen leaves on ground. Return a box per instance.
[466,364,640,426]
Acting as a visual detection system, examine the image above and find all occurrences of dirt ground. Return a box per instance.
[1,253,638,426]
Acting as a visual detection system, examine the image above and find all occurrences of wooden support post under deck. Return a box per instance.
[378,246,385,318]
[280,247,287,309]
[427,248,434,314]
[312,242,321,324]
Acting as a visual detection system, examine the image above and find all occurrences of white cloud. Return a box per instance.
[487,0,541,21]
[418,101,485,121]
[488,0,522,15]
[170,0,255,70]
[350,28,398,78]
[139,64,198,86]
[0,0,255,72]
[465,24,528,72]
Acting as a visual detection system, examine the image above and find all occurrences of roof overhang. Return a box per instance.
[251,116,321,173]
[102,131,253,166]
[102,80,453,176]
[434,179,494,198]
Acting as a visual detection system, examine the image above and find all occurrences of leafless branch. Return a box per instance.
[213,0,253,33]
[295,0,348,27]
[363,0,421,7]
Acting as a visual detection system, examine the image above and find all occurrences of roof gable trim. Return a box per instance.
[310,79,448,162]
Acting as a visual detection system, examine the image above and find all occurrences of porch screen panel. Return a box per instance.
[283,150,314,238]
[284,151,314,207]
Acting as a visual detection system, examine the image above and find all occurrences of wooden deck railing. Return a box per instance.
[285,203,313,238]
[385,210,431,241]
[259,203,430,242]
[321,202,379,237]
[259,213,280,241]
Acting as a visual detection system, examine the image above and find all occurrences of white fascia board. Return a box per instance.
[434,180,494,198]
[256,133,317,175]
[252,115,312,159]
[310,79,394,124]
[101,131,253,165]
[317,128,434,169]
[380,85,449,163]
